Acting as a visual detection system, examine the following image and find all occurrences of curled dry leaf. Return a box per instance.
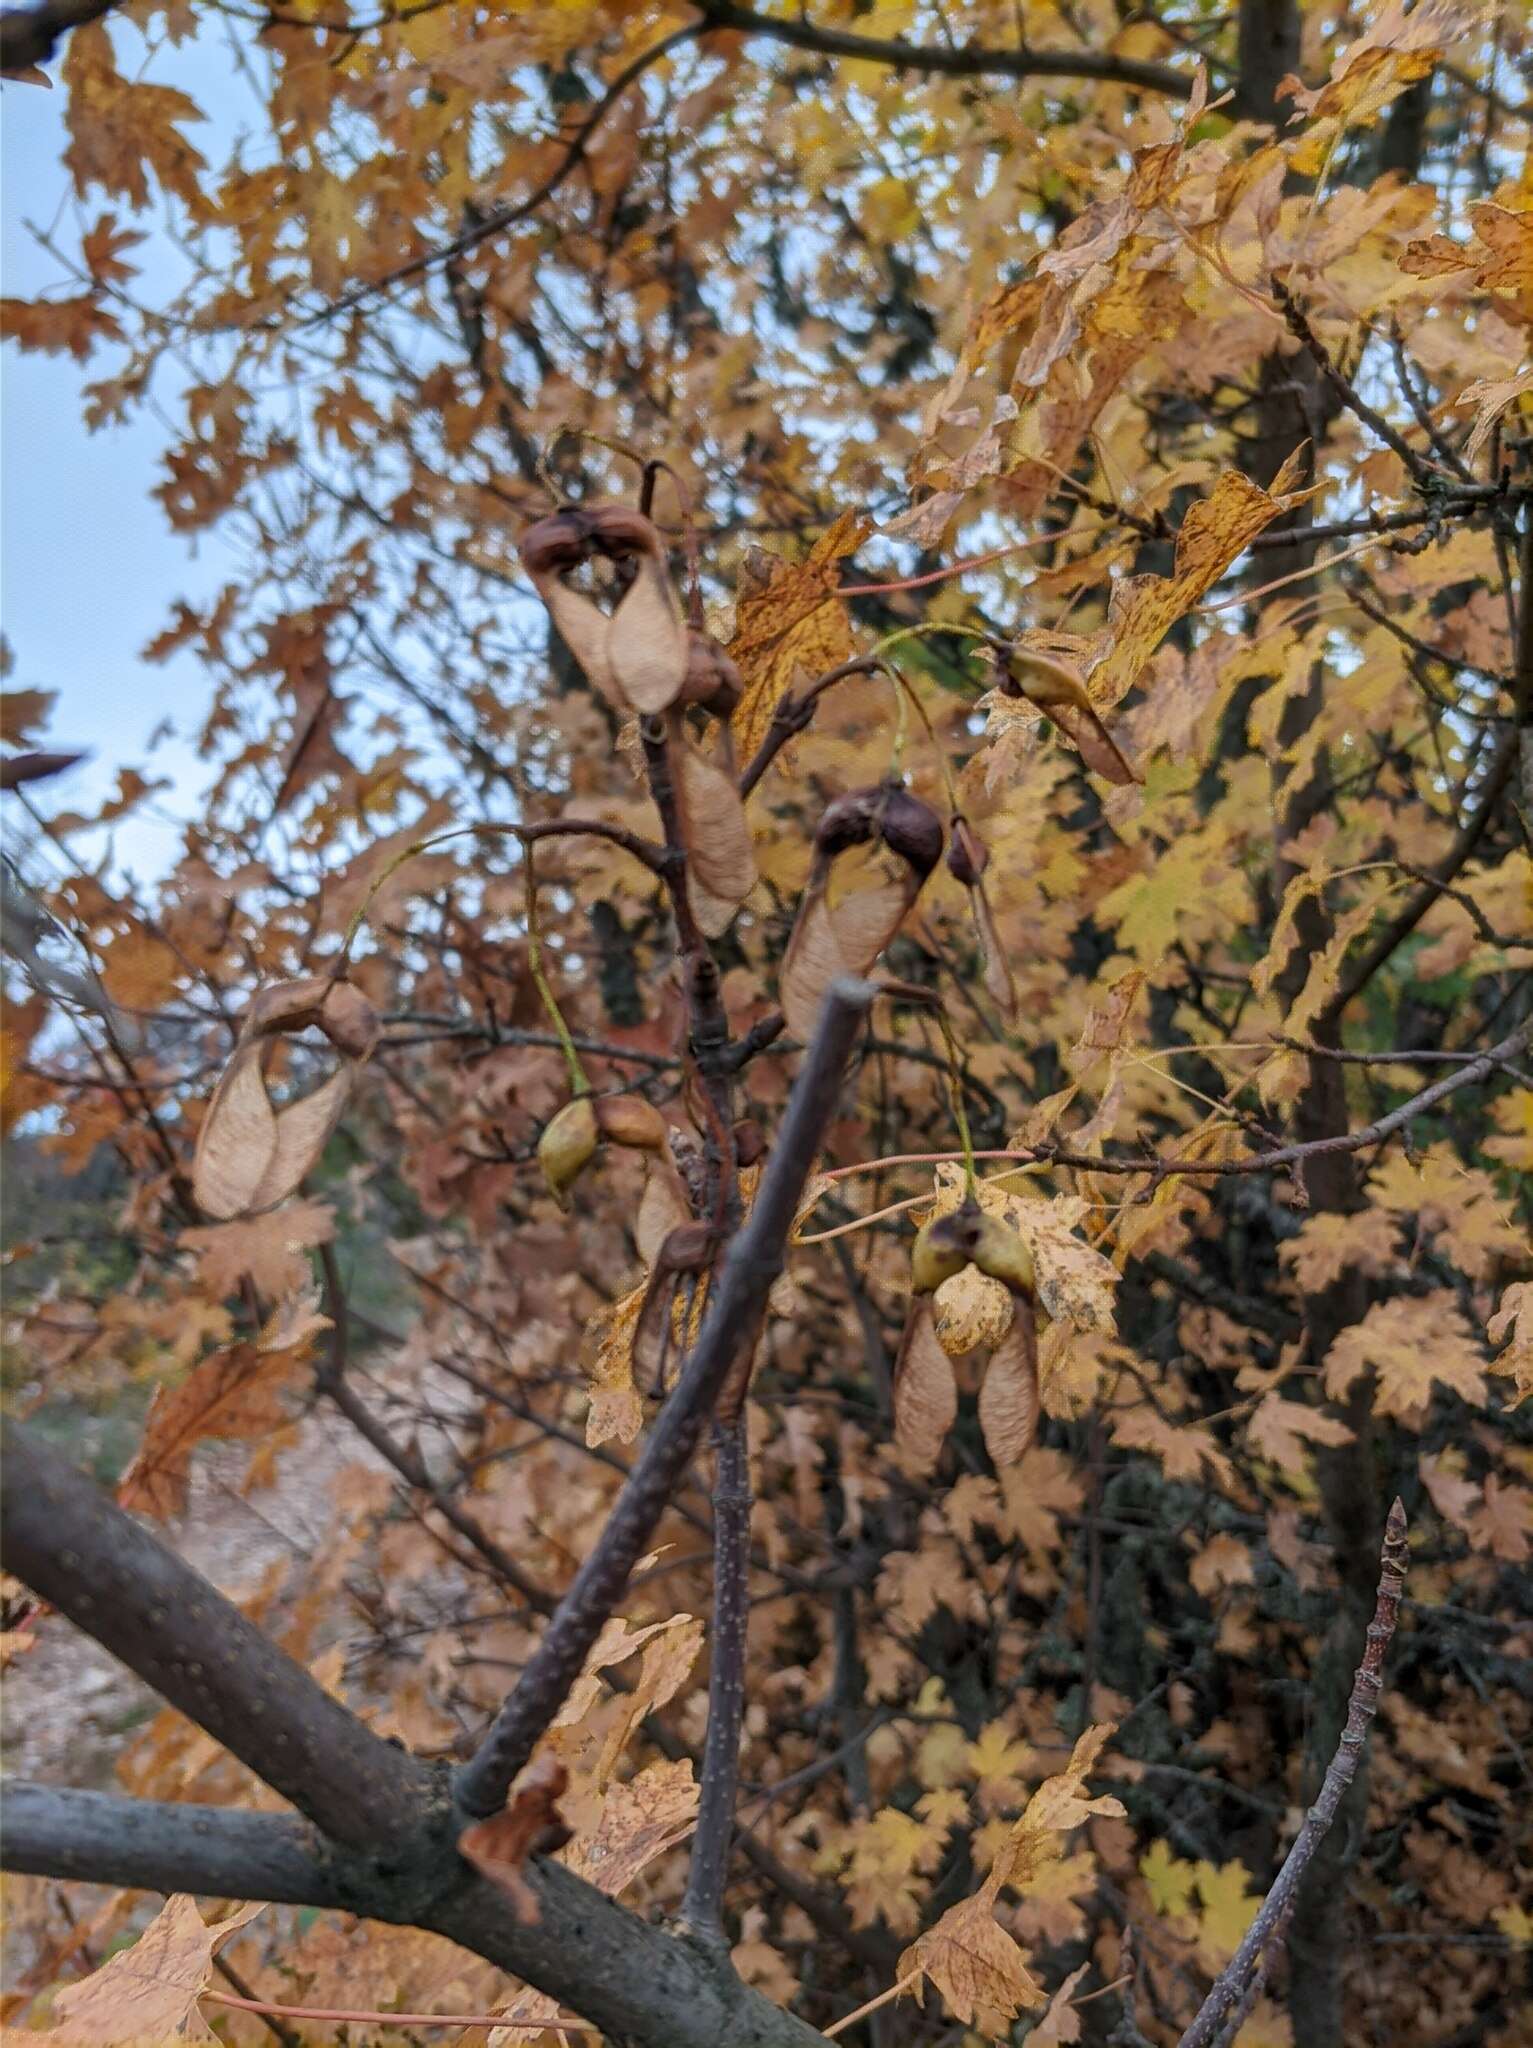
[458,1753,572,1925]
[978,1307,1041,1468]
[996,646,1140,786]
[893,1294,958,1471]
[43,1893,266,2046]
[192,976,378,1222]
[672,728,757,936]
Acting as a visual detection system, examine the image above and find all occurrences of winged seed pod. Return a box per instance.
[892,1200,1039,1473]
[192,975,380,1221]
[997,644,1140,787]
[779,782,943,1043]
[672,728,757,936]
[539,1092,669,1210]
[519,504,687,715]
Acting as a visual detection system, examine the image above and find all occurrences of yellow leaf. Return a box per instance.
[1323,1292,1487,1422]
[1193,1858,1259,1967]
[728,511,868,768]
[1141,1837,1196,1918]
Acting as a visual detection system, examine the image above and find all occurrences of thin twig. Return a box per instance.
[1177,1499,1410,2048]
[453,977,875,1820]
[679,1414,752,1941]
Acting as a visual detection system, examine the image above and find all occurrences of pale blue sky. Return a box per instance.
[2,38,241,881]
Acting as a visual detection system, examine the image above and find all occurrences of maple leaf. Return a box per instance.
[900,1725,1122,2035]
[0,293,124,360]
[1141,1837,1197,1919]
[1246,1393,1354,1475]
[43,1895,263,2044]
[1081,465,1308,713]
[1193,1857,1260,1968]
[117,1322,321,1518]
[1323,1291,1487,1422]
[63,24,208,215]
[727,510,868,767]
[181,1198,336,1299]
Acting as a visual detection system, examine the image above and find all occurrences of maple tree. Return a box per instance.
[2,0,1531,2043]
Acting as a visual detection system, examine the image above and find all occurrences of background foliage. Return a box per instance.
[1,1,1531,2044]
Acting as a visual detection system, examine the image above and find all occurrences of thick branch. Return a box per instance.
[0,1418,431,1853]
[454,976,874,1819]
[694,0,1193,98]
[1,1785,346,1908]
[0,1785,830,2048]
[1178,1499,1410,2048]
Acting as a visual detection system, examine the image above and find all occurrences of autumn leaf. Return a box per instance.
[43,1895,263,2044]
[728,510,868,768]
[459,1755,571,1923]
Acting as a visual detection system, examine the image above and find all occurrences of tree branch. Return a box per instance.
[1320,726,1519,1022]
[1177,1499,1410,2048]
[0,1418,433,1854]
[0,0,114,69]
[693,0,1194,98]
[1,1784,346,1907]
[453,975,876,1820]
[680,1414,752,1941]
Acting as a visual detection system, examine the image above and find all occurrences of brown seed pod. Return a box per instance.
[191,974,379,1221]
[946,816,990,888]
[879,786,944,877]
[537,1095,601,1209]
[892,1295,958,1472]
[520,504,685,713]
[584,503,664,561]
[813,786,882,859]
[978,1308,1040,1468]
[518,510,593,577]
[679,630,744,719]
[780,783,943,1043]
[594,1094,668,1152]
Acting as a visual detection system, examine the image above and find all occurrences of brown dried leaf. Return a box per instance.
[43,1895,263,2045]
[458,1755,571,1925]
[893,1295,958,1471]
[182,1199,336,1300]
[117,1326,320,1519]
[898,1894,1045,2035]
[979,1310,1040,1469]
